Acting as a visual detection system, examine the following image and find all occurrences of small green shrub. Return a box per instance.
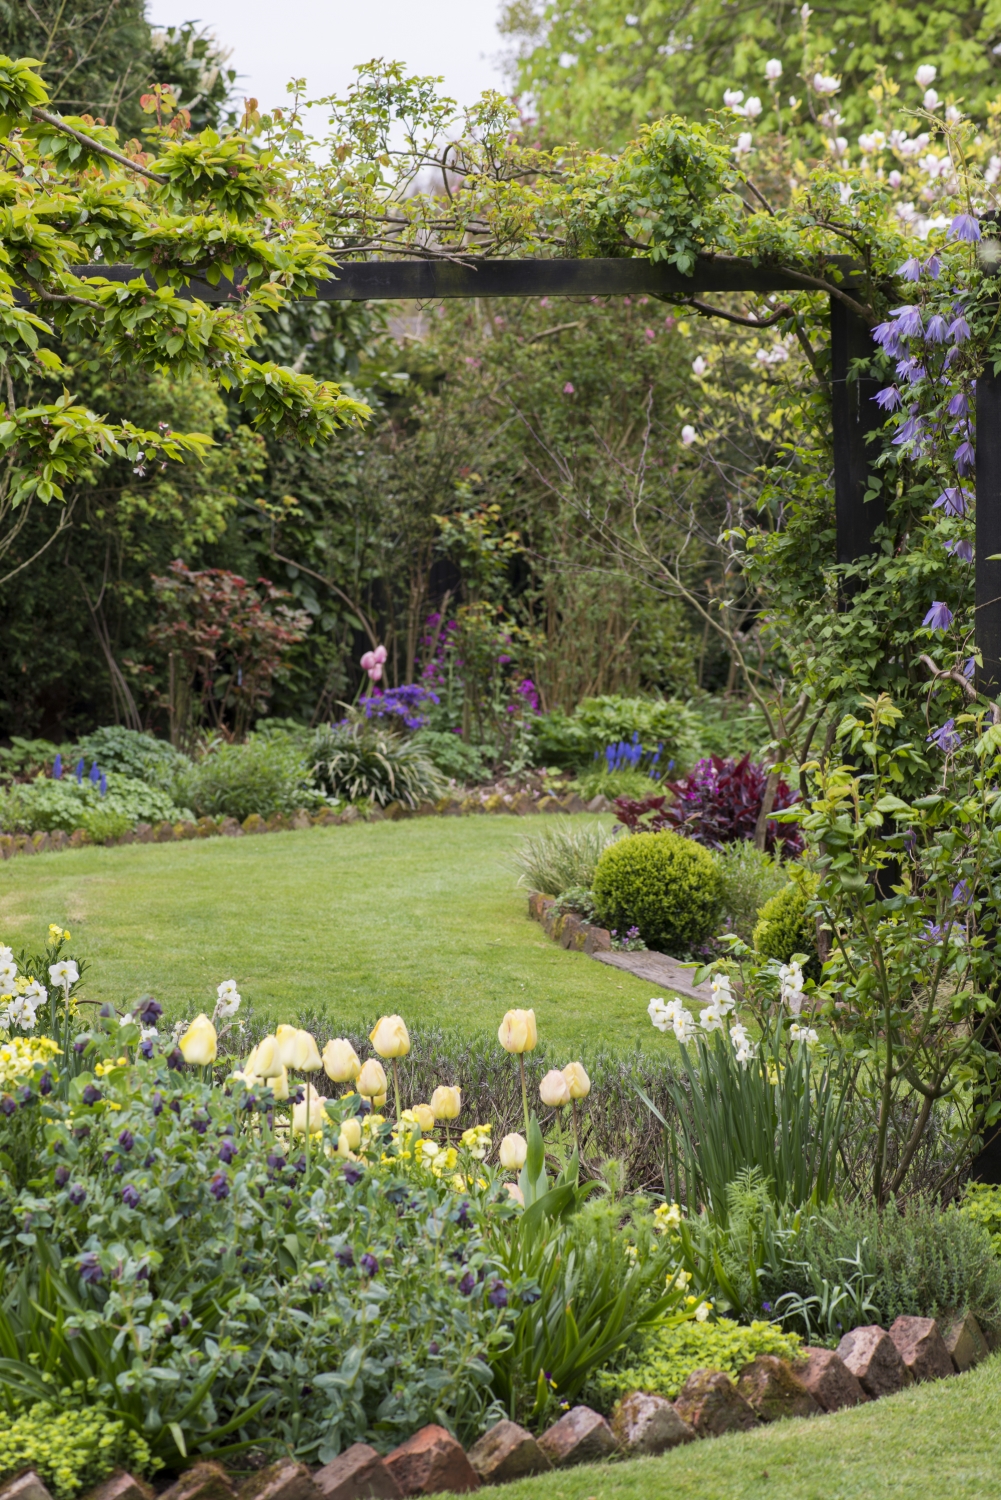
[590,1317,802,1407]
[0,1399,154,1498]
[575,767,663,801]
[715,842,789,942]
[553,886,598,921]
[572,696,702,772]
[0,774,186,834]
[511,820,616,896]
[411,729,491,784]
[72,727,187,790]
[753,870,820,976]
[592,830,722,955]
[312,722,445,808]
[77,807,133,845]
[959,1182,1001,1257]
[763,1195,1001,1337]
[177,736,318,821]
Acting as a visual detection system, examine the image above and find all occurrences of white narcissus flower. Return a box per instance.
[0,960,18,991]
[915,64,937,88]
[648,997,671,1032]
[790,1024,820,1047]
[6,997,37,1031]
[765,58,782,81]
[323,1037,361,1082]
[672,1007,696,1044]
[179,1014,217,1066]
[49,960,79,989]
[499,1132,528,1170]
[369,1014,411,1059]
[539,1068,571,1107]
[21,980,47,1007]
[695,1300,713,1322]
[215,979,241,1019]
[699,1003,726,1033]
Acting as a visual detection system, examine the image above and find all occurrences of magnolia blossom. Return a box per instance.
[692,356,707,376]
[813,73,840,95]
[734,131,754,156]
[858,130,886,154]
[681,424,697,446]
[765,58,782,82]
[915,64,937,88]
[923,88,940,110]
[723,88,744,109]
[744,96,762,119]
[360,644,387,682]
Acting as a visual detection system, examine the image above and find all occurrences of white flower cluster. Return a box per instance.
[778,960,806,1016]
[0,945,58,1033]
[213,979,242,1021]
[648,973,757,1062]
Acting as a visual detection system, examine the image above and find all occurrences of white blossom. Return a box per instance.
[986,156,1001,187]
[723,89,745,109]
[673,1007,697,1044]
[214,979,242,1020]
[915,64,937,89]
[21,980,47,1008]
[790,1023,820,1047]
[744,96,763,119]
[813,73,841,96]
[858,131,886,154]
[946,105,962,124]
[765,59,782,82]
[734,132,754,157]
[692,356,707,376]
[49,960,79,989]
[681,423,697,446]
[0,959,18,992]
[923,89,940,111]
[6,997,37,1032]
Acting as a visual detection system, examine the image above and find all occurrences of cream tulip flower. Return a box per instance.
[539,1068,571,1107]
[250,1034,283,1078]
[340,1116,362,1151]
[295,1029,322,1071]
[275,1024,300,1068]
[562,1062,591,1100]
[505,1182,525,1206]
[429,1085,461,1120]
[369,1015,411,1058]
[270,1066,290,1102]
[411,1103,435,1133]
[292,1085,328,1136]
[323,1038,361,1082]
[499,1132,527,1171]
[371,1093,387,1110]
[357,1057,388,1098]
[497,1008,537,1054]
[179,1014,217,1066]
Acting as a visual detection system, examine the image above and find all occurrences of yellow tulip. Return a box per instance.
[562,1061,591,1100]
[357,1058,388,1098]
[539,1068,571,1107]
[505,1182,525,1206]
[292,1084,328,1135]
[251,1034,283,1078]
[498,1131,527,1171]
[275,1024,300,1069]
[295,1030,322,1071]
[497,1008,538,1054]
[340,1116,362,1150]
[335,1131,352,1157]
[179,1014,217,1067]
[411,1103,435,1133]
[369,1015,411,1059]
[372,1092,387,1110]
[270,1066,290,1102]
[430,1084,461,1121]
[323,1038,361,1082]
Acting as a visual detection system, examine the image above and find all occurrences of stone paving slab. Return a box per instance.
[592,949,713,1001]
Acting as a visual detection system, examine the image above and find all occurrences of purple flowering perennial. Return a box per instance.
[955,440,976,475]
[890,304,924,338]
[933,487,969,517]
[948,391,969,417]
[949,213,981,243]
[947,316,971,345]
[945,539,974,563]
[927,718,962,752]
[897,257,922,282]
[925,314,948,343]
[874,386,902,411]
[923,601,955,631]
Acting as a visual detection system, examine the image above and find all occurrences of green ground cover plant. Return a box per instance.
[0,1398,153,1498]
[176,736,320,822]
[0,818,655,1051]
[590,1316,802,1407]
[960,1182,1001,1256]
[0,774,188,837]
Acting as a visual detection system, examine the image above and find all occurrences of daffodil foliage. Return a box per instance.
[0,55,370,584]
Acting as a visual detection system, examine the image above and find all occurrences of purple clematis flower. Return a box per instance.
[872,321,905,358]
[949,213,981,243]
[893,415,924,445]
[947,315,971,344]
[925,314,948,343]
[874,386,902,411]
[925,253,942,278]
[948,391,969,417]
[897,257,922,281]
[896,357,925,384]
[891,304,924,337]
[955,439,976,474]
[933,487,968,517]
[964,656,977,678]
[923,601,955,631]
[927,718,962,752]
[945,539,974,562]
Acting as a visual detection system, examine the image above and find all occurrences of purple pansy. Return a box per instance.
[121,1184,141,1208]
[209,1171,229,1201]
[360,1253,379,1276]
[78,1253,103,1284]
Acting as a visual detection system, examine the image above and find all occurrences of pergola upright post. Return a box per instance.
[976,367,1001,699]
[830,297,885,572]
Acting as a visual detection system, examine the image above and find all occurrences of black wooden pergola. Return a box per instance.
[91,255,1001,696]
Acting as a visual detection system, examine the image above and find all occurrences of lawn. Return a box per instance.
[0,816,659,1049]
[443,1354,1001,1500]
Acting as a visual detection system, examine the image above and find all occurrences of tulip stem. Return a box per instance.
[392,1059,402,1123]
[305,1083,312,1184]
[571,1098,580,1157]
[518,1054,529,1137]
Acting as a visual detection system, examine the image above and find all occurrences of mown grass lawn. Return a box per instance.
[443,1354,1001,1500]
[0,816,659,1049]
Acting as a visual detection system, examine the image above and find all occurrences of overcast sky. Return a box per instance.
[147,1,510,118]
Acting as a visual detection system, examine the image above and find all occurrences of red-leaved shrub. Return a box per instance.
[614,755,802,858]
